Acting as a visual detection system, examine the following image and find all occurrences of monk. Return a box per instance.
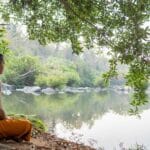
[0,54,32,142]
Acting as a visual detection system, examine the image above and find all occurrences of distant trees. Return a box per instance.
[1,51,110,88]
[1,26,111,88]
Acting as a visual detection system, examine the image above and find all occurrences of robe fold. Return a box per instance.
[0,118,32,141]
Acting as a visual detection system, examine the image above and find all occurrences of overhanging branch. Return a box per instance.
[59,0,114,47]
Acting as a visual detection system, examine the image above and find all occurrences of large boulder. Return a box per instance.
[1,83,15,95]
[16,86,41,94]
[41,88,57,95]
[1,83,15,91]
[63,87,85,93]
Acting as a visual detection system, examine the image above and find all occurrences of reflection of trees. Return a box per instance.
[3,91,150,130]
[3,92,35,115]
[57,91,131,128]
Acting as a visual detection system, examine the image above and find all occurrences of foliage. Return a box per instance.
[94,75,106,88]
[35,74,68,88]
[0,0,150,107]
[126,60,149,109]
[8,113,47,132]
[76,60,97,87]
[65,71,81,87]
[2,52,103,88]
[0,28,10,54]
[1,54,40,87]
[29,117,47,132]
[35,57,80,88]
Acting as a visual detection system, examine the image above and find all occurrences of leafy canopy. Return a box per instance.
[0,0,150,110]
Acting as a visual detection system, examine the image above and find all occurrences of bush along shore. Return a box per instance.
[0,114,95,150]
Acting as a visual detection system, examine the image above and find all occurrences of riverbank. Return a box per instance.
[0,132,95,150]
[0,116,95,150]
[2,83,133,96]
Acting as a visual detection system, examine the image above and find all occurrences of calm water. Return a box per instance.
[2,91,150,149]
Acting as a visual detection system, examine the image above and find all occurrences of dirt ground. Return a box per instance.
[0,132,96,150]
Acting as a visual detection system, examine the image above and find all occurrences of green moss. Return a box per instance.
[8,114,47,132]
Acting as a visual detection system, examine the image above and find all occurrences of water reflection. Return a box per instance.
[2,91,132,126]
[2,91,150,149]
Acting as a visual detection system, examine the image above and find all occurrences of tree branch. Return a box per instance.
[59,0,114,47]
[60,0,99,31]
[19,69,36,78]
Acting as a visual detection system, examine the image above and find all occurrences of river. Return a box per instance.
[2,90,150,149]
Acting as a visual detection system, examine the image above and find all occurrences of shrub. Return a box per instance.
[76,61,97,87]
[2,55,40,87]
[94,75,106,88]
[35,57,80,88]
[66,71,80,86]
[35,73,68,88]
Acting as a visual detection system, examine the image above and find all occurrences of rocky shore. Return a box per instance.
[2,83,133,96]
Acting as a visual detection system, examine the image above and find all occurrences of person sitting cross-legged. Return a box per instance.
[0,54,32,142]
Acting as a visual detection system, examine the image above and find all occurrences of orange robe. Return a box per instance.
[0,84,32,141]
[0,118,32,141]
